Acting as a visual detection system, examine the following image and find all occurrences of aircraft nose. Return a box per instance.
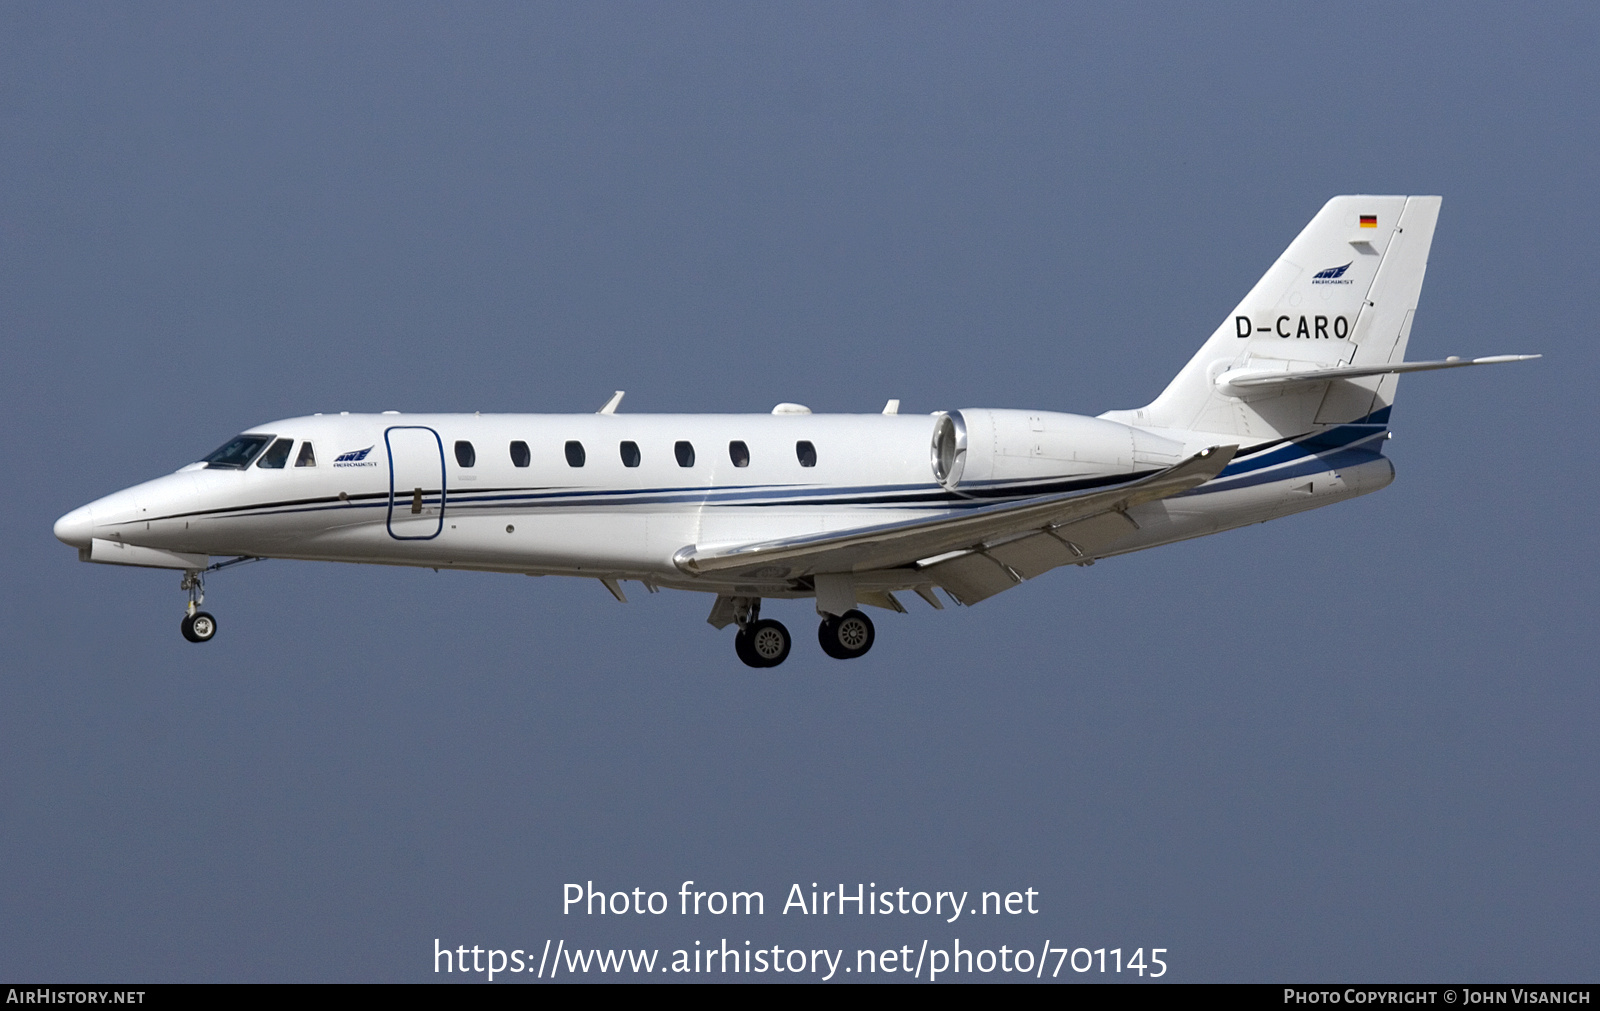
[54,504,95,548]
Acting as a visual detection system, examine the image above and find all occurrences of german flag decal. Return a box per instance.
[1360,214,1378,228]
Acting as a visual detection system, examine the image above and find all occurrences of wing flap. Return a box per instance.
[924,507,1144,603]
[857,589,909,613]
[984,531,1082,580]
[1045,509,1141,555]
[673,445,1236,580]
[922,552,1021,606]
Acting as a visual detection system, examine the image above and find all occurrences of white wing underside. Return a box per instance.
[675,445,1237,606]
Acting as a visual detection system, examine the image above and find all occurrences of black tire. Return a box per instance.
[817,615,846,658]
[818,609,874,659]
[745,619,791,667]
[181,611,218,644]
[734,627,762,668]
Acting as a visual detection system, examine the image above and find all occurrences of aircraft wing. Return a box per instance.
[674,445,1236,602]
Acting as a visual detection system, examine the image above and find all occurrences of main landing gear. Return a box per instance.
[818,609,875,660]
[728,597,791,668]
[179,570,217,644]
[735,619,792,668]
[727,598,876,668]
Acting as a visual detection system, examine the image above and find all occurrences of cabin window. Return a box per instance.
[729,441,750,467]
[620,441,641,468]
[565,441,586,467]
[454,441,476,468]
[674,441,695,467]
[256,438,294,469]
[510,441,531,468]
[202,433,273,470]
[796,440,817,467]
[294,442,316,468]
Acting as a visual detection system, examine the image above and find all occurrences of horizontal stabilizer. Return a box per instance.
[1216,354,1540,395]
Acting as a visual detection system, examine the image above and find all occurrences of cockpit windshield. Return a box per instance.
[202,434,274,469]
[255,438,294,469]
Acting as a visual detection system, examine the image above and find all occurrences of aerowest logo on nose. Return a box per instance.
[334,446,378,467]
[1312,262,1354,285]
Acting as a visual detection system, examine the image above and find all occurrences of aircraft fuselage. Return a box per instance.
[53,408,1391,600]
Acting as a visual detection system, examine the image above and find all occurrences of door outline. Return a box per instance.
[386,426,446,540]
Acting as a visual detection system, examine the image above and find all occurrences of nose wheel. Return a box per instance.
[179,570,218,644]
[818,609,875,659]
[181,611,218,643]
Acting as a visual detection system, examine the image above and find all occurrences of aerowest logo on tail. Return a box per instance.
[1312,262,1354,285]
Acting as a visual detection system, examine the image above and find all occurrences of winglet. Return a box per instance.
[597,391,625,414]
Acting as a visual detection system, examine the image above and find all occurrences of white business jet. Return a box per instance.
[54,196,1536,666]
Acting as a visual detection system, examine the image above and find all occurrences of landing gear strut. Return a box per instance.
[730,598,791,668]
[818,609,875,659]
[179,570,217,644]
[172,556,261,644]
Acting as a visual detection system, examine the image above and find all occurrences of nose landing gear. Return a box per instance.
[179,570,217,643]
[181,610,218,643]
[172,556,261,644]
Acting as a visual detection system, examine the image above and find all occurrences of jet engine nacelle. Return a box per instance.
[930,409,1186,489]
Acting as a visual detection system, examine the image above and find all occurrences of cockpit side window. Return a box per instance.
[203,434,273,469]
[256,438,294,469]
[294,442,316,467]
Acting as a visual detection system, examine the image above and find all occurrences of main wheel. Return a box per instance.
[738,618,791,668]
[818,609,874,659]
[181,611,218,643]
[734,626,761,667]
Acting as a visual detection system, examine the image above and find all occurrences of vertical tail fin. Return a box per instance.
[1108,195,1440,439]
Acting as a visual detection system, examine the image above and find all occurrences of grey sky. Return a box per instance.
[2,3,1595,981]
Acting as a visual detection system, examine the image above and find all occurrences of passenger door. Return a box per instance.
[386,426,445,540]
